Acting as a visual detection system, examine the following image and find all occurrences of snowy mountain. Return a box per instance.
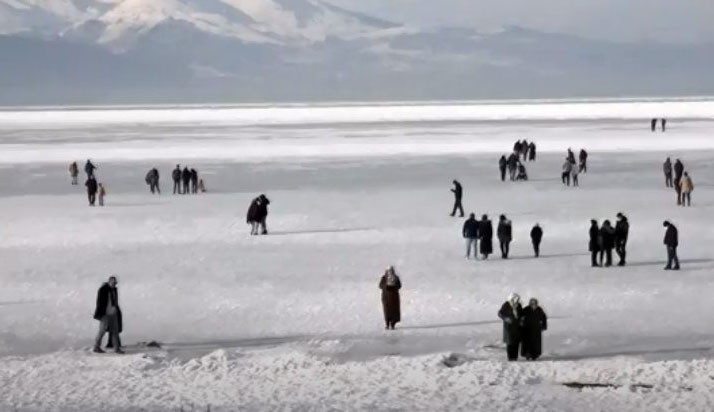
[0,0,712,104]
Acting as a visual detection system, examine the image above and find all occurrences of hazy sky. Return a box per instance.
[329,0,714,44]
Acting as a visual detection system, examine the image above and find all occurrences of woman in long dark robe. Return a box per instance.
[497,293,523,361]
[379,266,402,330]
[479,215,494,259]
[521,298,547,360]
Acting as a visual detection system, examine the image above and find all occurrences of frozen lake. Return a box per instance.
[1,99,714,411]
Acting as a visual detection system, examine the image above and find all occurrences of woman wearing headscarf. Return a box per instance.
[379,266,402,330]
[498,293,523,361]
[521,298,547,360]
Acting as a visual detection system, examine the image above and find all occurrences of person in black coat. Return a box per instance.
[190,168,199,194]
[85,176,98,206]
[530,224,543,257]
[463,213,480,259]
[498,293,523,361]
[614,213,629,266]
[661,118,667,132]
[498,156,507,182]
[589,220,600,267]
[172,165,182,194]
[528,142,536,161]
[256,194,270,235]
[673,159,684,205]
[566,148,576,165]
[181,167,191,195]
[450,180,464,217]
[663,158,673,188]
[599,220,615,267]
[507,153,519,181]
[663,221,680,270]
[145,168,160,194]
[247,196,261,235]
[521,298,547,360]
[379,266,401,330]
[84,159,97,178]
[497,215,513,259]
[651,118,657,132]
[93,276,123,354]
[478,215,493,259]
[579,149,588,173]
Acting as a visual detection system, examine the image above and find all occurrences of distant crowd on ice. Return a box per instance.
[82,118,693,360]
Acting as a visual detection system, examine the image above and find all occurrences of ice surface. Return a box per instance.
[1,100,714,411]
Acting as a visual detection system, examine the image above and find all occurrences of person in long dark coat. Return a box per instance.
[614,213,629,266]
[85,176,98,206]
[181,167,191,195]
[663,221,680,270]
[497,215,512,259]
[528,142,536,161]
[84,159,97,178]
[579,149,588,173]
[463,213,480,259]
[507,153,519,181]
[521,298,547,361]
[498,156,507,182]
[530,223,543,257]
[172,165,182,194]
[521,139,529,161]
[661,118,667,132]
[145,168,160,194]
[566,148,576,165]
[663,158,673,188]
[651,118,657,132]
[257,194,270,235]
[589,220,600,267]
[93,276,123,354]
[450,180,464,217]
[247,196,261,235]
[673,159,684,205]
[190,169,199,194]
[478,215,493,259]
[498,293,523,361]
[599,220,615,267]
[379,266,401,330]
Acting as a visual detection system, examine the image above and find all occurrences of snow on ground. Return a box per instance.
[1,100,714,411]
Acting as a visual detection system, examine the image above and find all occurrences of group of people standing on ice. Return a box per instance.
[462,213,543,260]
[588,213,629,267]
[171,164,205,195]
[499,139,536,182]
[561,148,587,187]
[498,293,548,361]
[663,157,693,206]
[70,160,106,206]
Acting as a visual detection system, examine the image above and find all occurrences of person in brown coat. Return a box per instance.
[379,266,402,330]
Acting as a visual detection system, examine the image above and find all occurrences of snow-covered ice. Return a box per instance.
[1,99,714,411]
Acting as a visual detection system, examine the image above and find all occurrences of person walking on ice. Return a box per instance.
[530,223,543,257]
[521,298,547,361]
[497,214,512,259]
[478,214,493,259]
[85,175,98,206]
[379,266,401,330]
[84,159,97,178]
[680,172,693,207]
[450,180,464,217]
[663,158,673,188]
[69,161,79,185]
[98,183,106,207]
[498,293,523,361]
[579,149,588,173]
[663,221,680,270]
[93,276,124,354]
[463,213,479,259]
[674,159,684,205]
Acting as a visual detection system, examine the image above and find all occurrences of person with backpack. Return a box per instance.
[530,224,543,258]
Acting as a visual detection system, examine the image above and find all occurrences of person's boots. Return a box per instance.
[93,347,105,354]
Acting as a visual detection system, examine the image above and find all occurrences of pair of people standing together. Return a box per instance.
[498,294,548,361]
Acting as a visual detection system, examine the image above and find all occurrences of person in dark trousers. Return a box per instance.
[528,142,536,162]
[673,159,684,205]
[379,266,401,330]
[589,220,600,267]
[562,159,572,186]
[85,176,98,206]
[566,148,576,165]
[145,168,160,194]
[614,213,629,266]
[497,215,512,259]
[463,213,480,259]
[599,220,615,267]
[498,293,523,361]
[651,118,657,132]
[530,224,543,257]
[516,163,528,181]
[680,172,693,207]
[663,221,680,270]
[513,140,522,155]
[84,159,97,178]
[256,194,270,235]
[478,215,493,259]
[521,298,547,361]
[499,155,507,181]
[450,180,464,217]
[663,158,673,188]
[69,161,79,185]
[93,276,124,354]
[181,167,191,195]
[507,152,519,181]
[579,149,588,173]
[521,139,529,161]
[172,165,182,194]
[190,168,198,194]
[247,196,261,235]
[661,118,667,132]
